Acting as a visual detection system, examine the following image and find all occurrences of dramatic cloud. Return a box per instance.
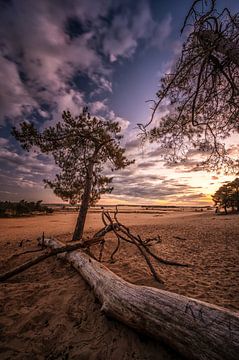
[125,139,140,151]
[227,144,239,156]
[137,161,158,168]
[176,193,208,202]
[89,100,108,114]
[110,172,201,201]
[0,137,9,146]
[0,1,109,124]
[102,2,171,62]
[0,0,172,126]
[0,148,54,174]
[1,0,234,205]
[150,15,172,48]
[108,111,130,132]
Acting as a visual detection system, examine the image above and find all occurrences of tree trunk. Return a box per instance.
[197,30,239,67]
[72,162,94,241]
[236,190,239,212]
[39,237,239,360]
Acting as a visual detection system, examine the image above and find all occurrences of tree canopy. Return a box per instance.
[12,108,133,240]
[140,0,239,173]
[212,178,239,213]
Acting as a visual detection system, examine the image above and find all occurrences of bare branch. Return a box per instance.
[139,0,239,173]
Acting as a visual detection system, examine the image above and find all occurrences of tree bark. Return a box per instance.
[72,161,94,241]
[236,190,239,212]
[39,237,239,360]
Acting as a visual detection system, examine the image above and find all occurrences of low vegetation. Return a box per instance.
[212,178,239,214]
[0,200,53,218]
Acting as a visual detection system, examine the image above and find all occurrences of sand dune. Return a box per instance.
[0,210,238,359]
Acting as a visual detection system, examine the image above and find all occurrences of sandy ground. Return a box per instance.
[0,209,239,359]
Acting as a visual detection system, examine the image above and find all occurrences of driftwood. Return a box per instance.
[8,248,44,261]
[1,210,238,359]
[0,226,112,282]
[0,211,188,283]
[39,236,239,360]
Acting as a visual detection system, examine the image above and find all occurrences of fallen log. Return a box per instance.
[39,237,239,360]
[0,226,112,282]
[0,217,188,283]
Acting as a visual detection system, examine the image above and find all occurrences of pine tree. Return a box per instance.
[12,108,134,240]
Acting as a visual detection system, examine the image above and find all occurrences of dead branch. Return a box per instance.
[8,248,45,261]
[39,236,239,360]
[99,210,190,283]
[0,210,189,283]
[106,210,189,266]
[101,210,164,283]
[0,225,113,282]
[173,236,187,241]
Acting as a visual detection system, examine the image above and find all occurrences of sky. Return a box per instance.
[0,0,238,206]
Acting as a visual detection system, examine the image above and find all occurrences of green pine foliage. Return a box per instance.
[12,107,134,239]
[12,108,133,205]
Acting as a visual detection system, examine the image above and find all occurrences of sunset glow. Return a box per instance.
[0,0,238,206]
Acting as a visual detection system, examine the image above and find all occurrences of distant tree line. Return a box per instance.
[212,178,239,214]
[0,200,53,217]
